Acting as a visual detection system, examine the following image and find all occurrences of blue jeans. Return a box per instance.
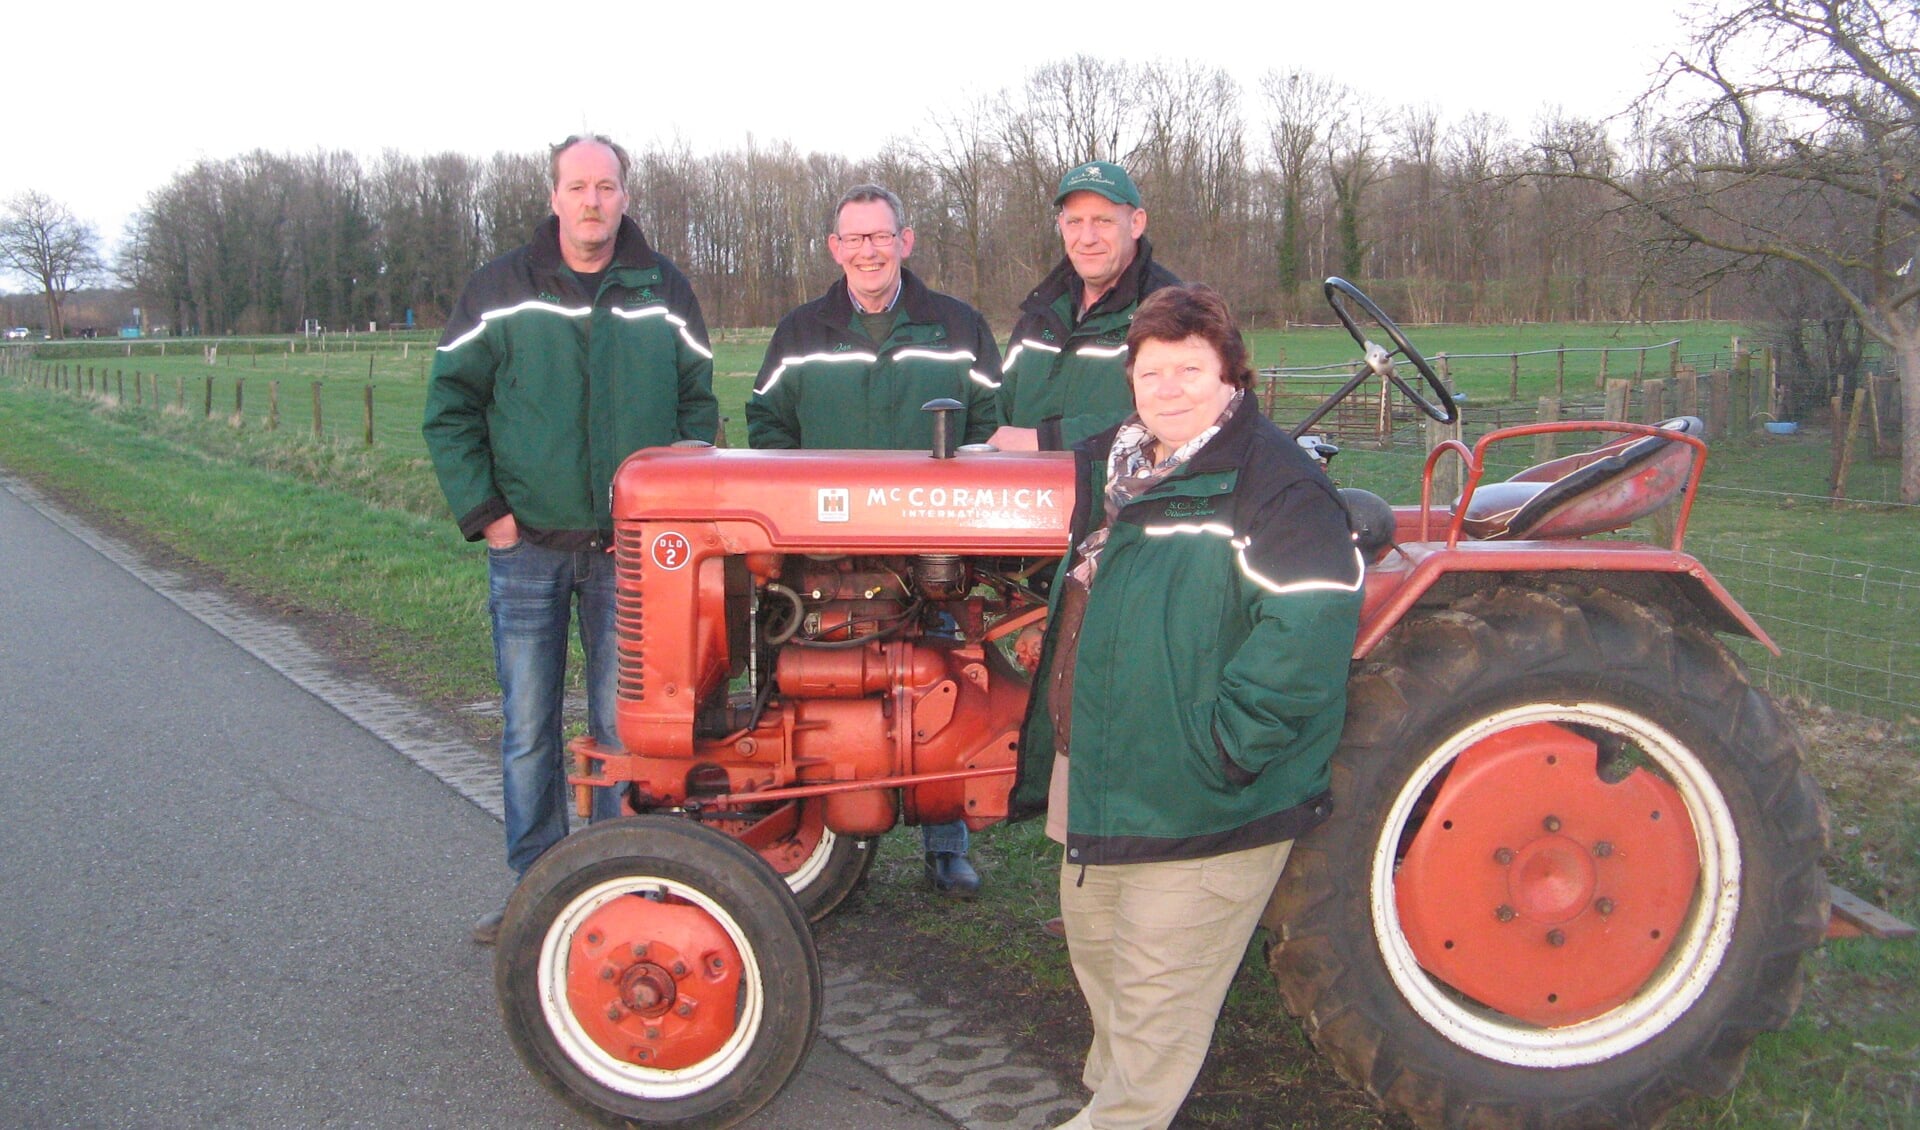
[489,540,624,877]
[923,821,969,855]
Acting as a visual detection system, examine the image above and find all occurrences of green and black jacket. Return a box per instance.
[1013,402,1363,865]
[422,215,719,549]
[746,269,1001,451]
[996,238,1179,450]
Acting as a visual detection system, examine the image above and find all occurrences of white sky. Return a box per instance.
[9,0,1696,265]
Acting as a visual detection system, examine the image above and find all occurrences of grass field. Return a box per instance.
[2,331,1915,1127]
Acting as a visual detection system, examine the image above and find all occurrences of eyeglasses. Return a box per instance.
[834,230,898,250]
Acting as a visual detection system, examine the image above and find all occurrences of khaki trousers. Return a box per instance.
[1053,839,1293,1130]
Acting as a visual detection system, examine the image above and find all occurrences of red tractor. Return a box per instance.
[492,281,1829,1129]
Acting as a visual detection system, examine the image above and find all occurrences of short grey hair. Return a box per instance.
[832,184,906,234]
[549,134,632,189]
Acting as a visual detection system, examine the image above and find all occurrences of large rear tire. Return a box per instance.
[495,816,820,1129]
[1268,581,1828,1129]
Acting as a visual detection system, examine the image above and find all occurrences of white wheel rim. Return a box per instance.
[537,875,766,1097]
[1371,701,1741,1067]
[782,827,838,893]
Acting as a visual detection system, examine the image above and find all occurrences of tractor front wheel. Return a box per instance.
[495,816,820,1129]
[1268,582,1828,1129]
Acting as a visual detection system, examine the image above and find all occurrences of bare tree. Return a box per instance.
[1261,70,1339,315]
[1539,0,1920,499]
[0,190,103,337]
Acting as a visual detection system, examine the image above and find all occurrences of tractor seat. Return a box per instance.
[1458,417,1702,541]
[1339,488,1397,563]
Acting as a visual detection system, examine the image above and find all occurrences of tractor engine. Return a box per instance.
[570,445,1076,839]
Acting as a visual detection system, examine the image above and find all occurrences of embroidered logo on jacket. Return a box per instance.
[1162,498,1218,519]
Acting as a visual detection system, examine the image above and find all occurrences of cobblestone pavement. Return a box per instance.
[5,472,1083,1130]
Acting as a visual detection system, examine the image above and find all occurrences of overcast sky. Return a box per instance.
[10,0,1697,264]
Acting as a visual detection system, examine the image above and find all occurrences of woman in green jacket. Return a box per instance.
[1026,285,1362,1130]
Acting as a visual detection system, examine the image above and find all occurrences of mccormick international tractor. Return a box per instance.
[491,281,1830,1129]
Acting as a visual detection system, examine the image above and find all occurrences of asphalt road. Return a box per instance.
[0,474,956,1130]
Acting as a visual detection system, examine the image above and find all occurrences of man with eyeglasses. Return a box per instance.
[989,161,1179,452]
[425,134,718,945]
[747,183,1000,896]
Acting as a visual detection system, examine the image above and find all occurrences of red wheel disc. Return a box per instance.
[1394,721,1700,1026]
[564,896,743,1069]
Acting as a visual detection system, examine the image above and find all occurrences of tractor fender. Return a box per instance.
[1354,541,1777,660]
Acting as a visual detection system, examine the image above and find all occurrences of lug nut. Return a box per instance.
[1495,905,1516,922]
[1593,842,1613,858]
[1493,847,1515,865]
[1543,815,1562,833]
[1547,930,1567,947]
[605,1004,624,1021]
[599,967,615,981]
[586,931,602,945]
[671,961,688,977]
[1595,898,1615,916]
[645,1026,662,1040]
[676,1002,693,1017]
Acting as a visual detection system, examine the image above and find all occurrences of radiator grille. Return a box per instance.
[614,524,645,700]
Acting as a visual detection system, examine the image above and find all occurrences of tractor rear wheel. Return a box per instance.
[495,816,820,1129]
[1267,581,1828,1129]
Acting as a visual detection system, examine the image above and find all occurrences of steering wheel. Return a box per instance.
[1292,278,1458,438]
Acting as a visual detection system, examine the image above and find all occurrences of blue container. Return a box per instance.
[1763,421,1799,435]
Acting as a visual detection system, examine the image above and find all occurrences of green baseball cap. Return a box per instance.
[1053,161,1142,208]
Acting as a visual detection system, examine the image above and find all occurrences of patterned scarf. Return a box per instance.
[1069,389,1243,588]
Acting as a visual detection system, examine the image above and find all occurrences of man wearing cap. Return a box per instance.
[989,161,1179,452]
[747,183,1000,896]
[424,134,719,944]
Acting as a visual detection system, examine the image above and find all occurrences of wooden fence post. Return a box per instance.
[233,377,245,425]
[1675,369,1699,418]
[1642,379,1667,424]
[268,380,280,432]
[363,384,374,446]
[1509,352,1520,400]
[116,370,124,401]
[176,375,185,411]
[1556,345,1566,400]
[1535,397,1560,462]
[203,375,214,418]
[134,370,143,407]
[1831,387,1869,505]
[312,381,323,438]
[1605,379,1632,422]
[1669,341,1681,378]
[1707,371,1731,440]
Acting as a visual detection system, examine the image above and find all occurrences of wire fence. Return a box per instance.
[3,342,1913,726]
[1693,537,1920,726]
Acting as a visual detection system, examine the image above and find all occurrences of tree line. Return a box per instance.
[104,56,1755,340]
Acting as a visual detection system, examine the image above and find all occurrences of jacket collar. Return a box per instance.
[1076,383,1267,482]
[528,214,660,281]
[1022,235,1159,326]
[811,267,940,329]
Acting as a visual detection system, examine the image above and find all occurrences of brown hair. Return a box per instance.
[1125,284,1253,389]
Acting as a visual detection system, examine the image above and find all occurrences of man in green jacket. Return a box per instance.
[989,161,1179,452]
[423,134,719,944]
[747,184,998,895]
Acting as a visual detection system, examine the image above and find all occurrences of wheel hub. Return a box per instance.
[564,894,743,1069]
[1509,834,1597,924]
[1394,721,1700,1026]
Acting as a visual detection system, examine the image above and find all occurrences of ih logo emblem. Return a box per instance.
[817,488,850,523]
[650,531,692,570]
